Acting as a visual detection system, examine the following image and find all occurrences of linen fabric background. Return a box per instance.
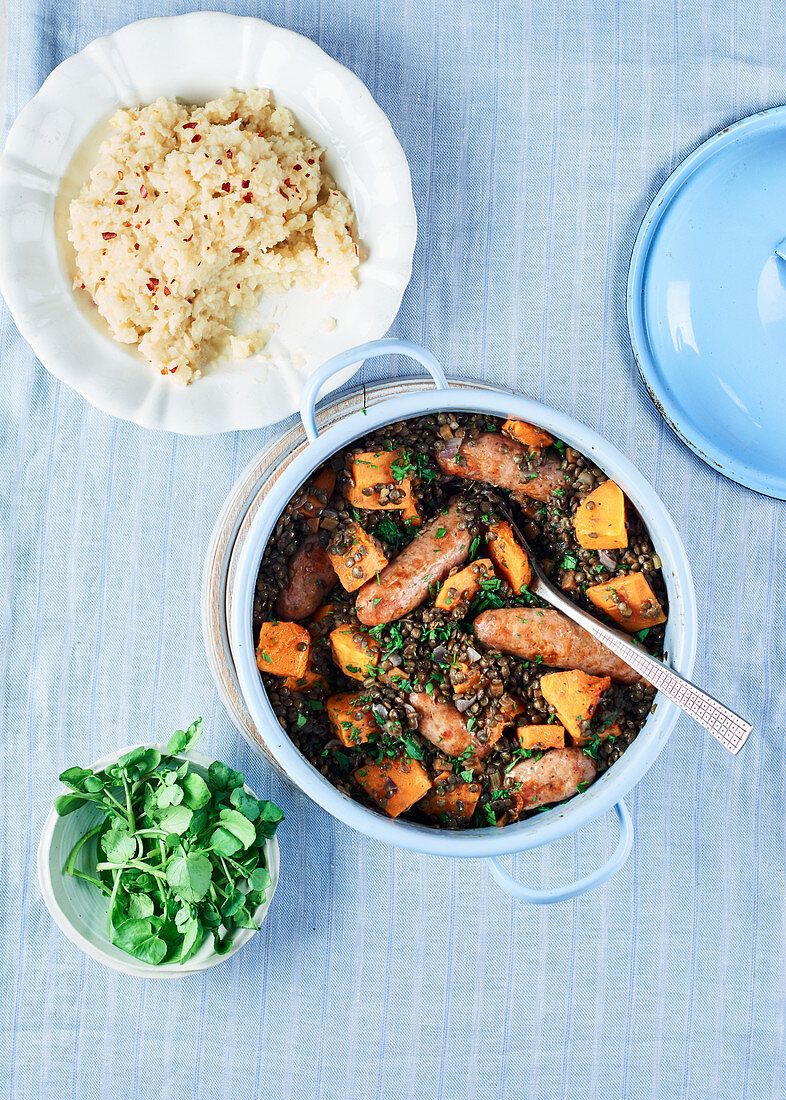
[1,1,784,1097]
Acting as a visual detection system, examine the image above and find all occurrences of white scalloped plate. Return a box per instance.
[0,13,416,434]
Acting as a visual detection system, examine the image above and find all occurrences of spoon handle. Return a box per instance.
[533,579,752,755]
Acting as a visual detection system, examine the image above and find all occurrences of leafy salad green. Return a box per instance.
[54,719,283,966]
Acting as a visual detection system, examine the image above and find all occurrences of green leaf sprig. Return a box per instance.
[54,719,284,966]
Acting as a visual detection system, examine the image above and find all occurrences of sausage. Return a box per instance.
[409,693,494,759]
[474,607,640,684]
[435,432,568,501]
[355,498,472,626]
[507,747,596,813]
[274,535,336,621]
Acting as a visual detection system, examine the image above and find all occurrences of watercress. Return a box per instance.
[55,719,284,965]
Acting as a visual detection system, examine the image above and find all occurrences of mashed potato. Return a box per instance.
[68,90,359,383]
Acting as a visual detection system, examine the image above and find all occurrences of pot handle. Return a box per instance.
[299,338,450,443]
[486,801,634,904]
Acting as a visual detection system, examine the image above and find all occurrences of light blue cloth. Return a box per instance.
[2,1,784,1097]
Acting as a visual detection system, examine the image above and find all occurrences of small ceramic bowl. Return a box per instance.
[38,745,280,978]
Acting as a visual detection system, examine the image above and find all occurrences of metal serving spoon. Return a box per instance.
[495,503,752,755]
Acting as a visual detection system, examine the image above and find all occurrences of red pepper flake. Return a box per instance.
[153,305,159,311]
[163,286,171,296]
[243,193,253,203]
[134,205,139,214]
[118,170,124,179]
[185,234,193,242]
[226,150,233,159]
[307,159,315,165]
[231,246,244,254]
[293,164,302,171]
[115,190,128,196]
[79,282,85,290]
[139,131,145,136]
[169,367,178,373]
[147,277,159,290]
[115,200,125,206]
[241,179,250,188]
[140,185,148,198]
[145,219,150,225]
[134,244,139,251]
[174,220,180,226]
[221,182,231,193]
[144,165,150,171]
[182,121,197,130]
[101,232,117,240]
[284,178,292,188]
[216,158,222,165]
[191,135,201,143]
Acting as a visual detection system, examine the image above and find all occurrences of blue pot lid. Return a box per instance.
[628,106,786,500]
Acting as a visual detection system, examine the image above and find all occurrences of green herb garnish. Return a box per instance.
[54,719,283,966]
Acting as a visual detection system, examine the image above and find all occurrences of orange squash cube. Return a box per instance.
[256,621,311,679]
[586,572,667,633]
[573,480,628,550]
[297,468,337,532]
[420,781,480,823]
[486,521,532,593]
[488,694,526,744]
[327,693,379,747]
[343,450,418,516]
[517,724,566,751]
[283,666,328,694]
[354,755,432,818]
[329,625,380,681]
[328,521,389,592]
[434,558,495,610]
[501,419,554,449]
[539,670,611,741]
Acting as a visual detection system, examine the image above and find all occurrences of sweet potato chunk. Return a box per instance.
[328,522,389,593]
[501,419,554,449]
[573,480,628,550]
[283,666,328,694]
[420,781,480,823]
[600,720,624,741]
[486,521,531,594]
[450,661,482,695]
[488,694,525,743]
[327,693,379,747]
[344,450,418,517]
[354,754,431,818]
[256,621,310,679]
[586,572,667,633]
[540,670,611,741]
[297,468,337,532]
[517,724,566,751]
[434,558,495,610]
[310,603,335,627]
[329,625,380,681]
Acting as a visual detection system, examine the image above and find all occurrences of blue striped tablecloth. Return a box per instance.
[1,1,784,1097]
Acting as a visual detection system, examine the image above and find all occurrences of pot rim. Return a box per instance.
[228,383,698,857]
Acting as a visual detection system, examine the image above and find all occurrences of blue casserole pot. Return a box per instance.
[229,339,697,903]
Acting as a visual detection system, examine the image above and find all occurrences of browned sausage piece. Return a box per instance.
[275,535,337,621]
[355,498,472,626]
[435,432,568,502]
[507,747,596,813]
[409,693,495,760]
[474,607,640,684]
